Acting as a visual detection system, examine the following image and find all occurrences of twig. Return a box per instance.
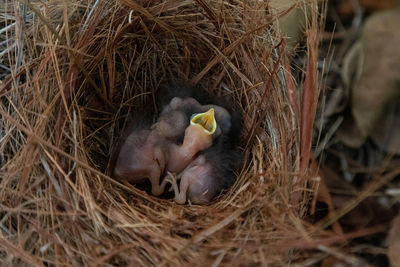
[319,168,400,229]
[66,110,77,177]
[0,22,16,34]
[80,0,100,32]
[317,245,370,267]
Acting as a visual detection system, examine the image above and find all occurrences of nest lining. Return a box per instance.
[0,0,319,265]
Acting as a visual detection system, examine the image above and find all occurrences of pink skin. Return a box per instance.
[113,126,212,196]
[167,124,213,173]
[165,155,215,204]
[160,97,200,116]
[152,98,189,139]
[162,97,231,137]
[114,97,217,196]
[113,130,169,196]
[114,97,191,195]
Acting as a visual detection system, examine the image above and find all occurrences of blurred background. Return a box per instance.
[312,1,400,266]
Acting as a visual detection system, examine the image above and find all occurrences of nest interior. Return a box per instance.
[0,0,320,265]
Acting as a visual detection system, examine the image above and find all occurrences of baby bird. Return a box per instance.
[157,82,233,138]
[113,127,167,195]
[113,98,220,196]
[161,88,243,204]
[165,138,242,204]
[166,107,216,173]
[113,82,239,198]
[159,96,232,139]
[164,98,233,172]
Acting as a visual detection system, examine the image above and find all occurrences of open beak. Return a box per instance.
[190,108,217,135]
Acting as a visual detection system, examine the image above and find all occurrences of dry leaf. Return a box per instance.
[269,0,310,52]
[370,100,400,153]
[339,8,400,153]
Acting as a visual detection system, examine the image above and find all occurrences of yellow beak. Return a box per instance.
[190,108,217,135]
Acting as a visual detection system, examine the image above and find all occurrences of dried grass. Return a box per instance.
[1,0,324,265]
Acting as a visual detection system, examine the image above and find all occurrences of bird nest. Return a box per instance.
[0,0,322,265]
